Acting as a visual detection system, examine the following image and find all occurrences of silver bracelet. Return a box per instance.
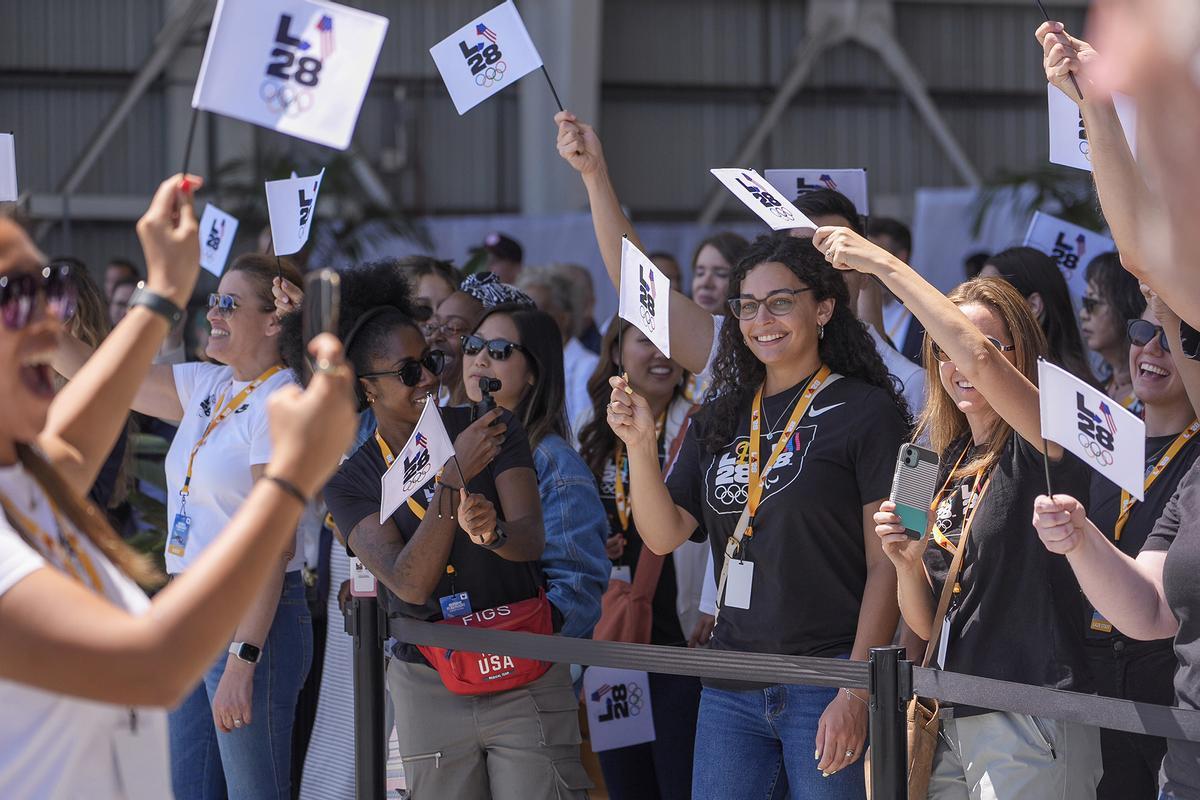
[842,687,868,705]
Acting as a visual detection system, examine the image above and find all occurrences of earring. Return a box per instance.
[818,323,825,340]
[367,395,376,405]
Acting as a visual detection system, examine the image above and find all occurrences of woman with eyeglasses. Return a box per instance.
[814,227,1102,798]
[462,305,611,641]
[4,176,355,798]
[1080,253,1147,415]
[56,250,315,799]
[606,233,908,799]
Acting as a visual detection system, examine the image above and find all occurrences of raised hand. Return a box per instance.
[555,111,606,177]
[873,501,930,572]
[136,173,204,309]
[606,375,657,452]
[459,490,499,547]
[1036,21,1099,105]
[1032,494,1089,555]
[449,408,507,487]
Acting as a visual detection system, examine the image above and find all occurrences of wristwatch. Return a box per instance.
[228,641,262,665]
[129,283,184,327]
[480,524,508,551]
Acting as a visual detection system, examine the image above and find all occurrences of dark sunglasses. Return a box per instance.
[460,334,531,361]
[1127,319,1170,352]
[0,264,76,331]
[1081,296,1105,315]
[208,293,274,318]
[359,350,446,387]
[726,287,814,321]
[931,336,1016,363]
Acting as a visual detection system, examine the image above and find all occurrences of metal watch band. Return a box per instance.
[128,283,184,326]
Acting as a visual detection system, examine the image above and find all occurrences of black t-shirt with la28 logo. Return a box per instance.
[667,376,907,686]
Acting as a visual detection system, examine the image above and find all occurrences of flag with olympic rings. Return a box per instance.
[429,1,544,116]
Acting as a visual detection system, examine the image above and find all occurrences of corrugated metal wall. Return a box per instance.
[0,0,1086,265]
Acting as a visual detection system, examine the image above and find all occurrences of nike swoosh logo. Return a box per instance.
[808,402,846,418]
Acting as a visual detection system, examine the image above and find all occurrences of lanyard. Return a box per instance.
[180,365,282,499]
[374,430,430,520]
[613,412,667,532]
[886,307,911,342]
[1115,419,1200,541]
[929,445,984,555]
[0,491,103,592]
[745,365,833,539]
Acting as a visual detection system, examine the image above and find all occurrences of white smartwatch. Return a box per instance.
[228,641,262,664]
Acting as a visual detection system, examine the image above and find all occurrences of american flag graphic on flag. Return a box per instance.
[415,432,429,448]
[820,174,838,189]
[477,23,498,43]
[316,15,335,59]
[1100,402,1117,435]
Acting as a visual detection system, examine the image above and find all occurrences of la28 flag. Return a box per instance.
[265,169,324,256]
[197,204,239,276]
[1039,359,1145,499]
[1023,211,1114,305]
[380,400,457,523]
[1048,84,1138,173]
[764,169,869,215]
[430,1,544,115]
[192,0,388,150]
[618,237,671,359]
[710,169,816,232]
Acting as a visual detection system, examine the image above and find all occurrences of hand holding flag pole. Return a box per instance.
[1035,0,1084,101]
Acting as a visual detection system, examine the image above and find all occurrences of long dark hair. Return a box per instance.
[985,247,1095,385]
[578,317,686,477]
[473,305,568,449]
[1085,251,1145,331]
[700,233,909,453]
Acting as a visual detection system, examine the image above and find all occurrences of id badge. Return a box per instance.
[167,514,191,557]
[725,559,754,610]
[610,565,632,583]
[439,592,472,619]
[349,556,377,597]
[936,615,951,670]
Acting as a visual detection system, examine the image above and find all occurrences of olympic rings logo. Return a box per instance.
[713,483,748,505]
[639,305,656,329]
[627,683,644,715]
[475,60,507,88]
[260,80,314,116]
[1078,431,1115,466]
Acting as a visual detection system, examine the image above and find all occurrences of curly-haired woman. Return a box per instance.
[605,233,909,799]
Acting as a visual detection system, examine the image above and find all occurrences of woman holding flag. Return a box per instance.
[318,267,591,800]
[606,232,907,799]
[814,226,1101,798]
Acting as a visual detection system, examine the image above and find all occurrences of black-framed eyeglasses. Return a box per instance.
[421,315,473,340]
[1081,296,1106,315]
[460,334,531,361]
[726,287,814,321]
[359,350,447,387]
[208,293,274,318]
[0,263,75,331]
[1127,319,1170,352]
[931,336,1016,363]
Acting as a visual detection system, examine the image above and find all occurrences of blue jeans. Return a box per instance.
[169,571,313,800]
[692,679,865,800]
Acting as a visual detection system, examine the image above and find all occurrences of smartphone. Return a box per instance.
[471,377,502,422]
[301,269,341,384]
[888,443,940,540]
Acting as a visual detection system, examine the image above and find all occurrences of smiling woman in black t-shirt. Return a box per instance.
[606,233,908,799]
[815,227,1103,798]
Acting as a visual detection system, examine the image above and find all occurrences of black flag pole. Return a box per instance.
[540,65,564,113]
[1042,439,1054,497]
[1034,0,1084,101]
[180,107,201,178]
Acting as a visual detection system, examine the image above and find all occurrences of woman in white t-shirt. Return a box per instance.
[0,174,355,800]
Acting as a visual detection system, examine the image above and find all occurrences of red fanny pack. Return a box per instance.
[415,590,553,696]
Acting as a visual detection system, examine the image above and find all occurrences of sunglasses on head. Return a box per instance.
[930,336,1016,363]
[1127,319,1170,352]
[0,263,76,331]
[359,350,446,387]
[726,287,814,321]
[460,334,531,361]
[207,293,274,318]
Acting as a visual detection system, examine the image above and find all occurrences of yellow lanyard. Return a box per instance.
[0,491,103,593]
[180,365,282,498]
[745,366,832,539]
[613,412,667,532]
[1115,420,1200,541]
[375,430,431,520]
[929,446,983,554]
[886,308,911,342]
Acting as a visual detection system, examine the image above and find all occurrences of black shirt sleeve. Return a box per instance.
[665,419,707,543]
[846,386,910,505]
[324,449,384,547]
[489,409,536,476]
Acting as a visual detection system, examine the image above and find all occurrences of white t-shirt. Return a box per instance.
[0,463,170,799]
[563,337,600,434]
[165,362,300,574]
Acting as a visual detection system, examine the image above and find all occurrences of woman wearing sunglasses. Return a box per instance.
[1,177,354,799]
[814,226,1102,798]
[318,274,591,799]
[1080,253,1147,416]
[606,234,908,799]
[56,249,316,799]
[462,305,610,642]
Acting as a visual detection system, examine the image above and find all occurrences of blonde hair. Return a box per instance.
[916,277,1048,480]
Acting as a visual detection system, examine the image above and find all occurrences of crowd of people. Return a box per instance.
[4,6,1200,800]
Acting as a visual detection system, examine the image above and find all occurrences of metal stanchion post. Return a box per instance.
[350,595,386,800]
[869,645,910,800]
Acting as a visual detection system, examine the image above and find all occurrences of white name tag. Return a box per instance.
[349,555,377,597]
[725,559,754,610]
[936,615,951,670]
[610,565,632,584]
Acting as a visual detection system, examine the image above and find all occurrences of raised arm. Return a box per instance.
[41,175,200,496]
[815,227,1061,458]
[555,111,715,374]
[0,335,356,707]
[53,335,182,422]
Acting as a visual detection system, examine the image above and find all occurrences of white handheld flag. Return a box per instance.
[618,238,671,359]
[710,169,816,232]
[265,169,324,256]
[0,133,16,202]
[192,0,388,150]
[429,1,544,115]
[1048,84,1138,172]
[380,401,457,523]
[764,169,869,215]
[583,667,656,752]
[1022,211,1114,306]
[1038,359,1145,499]
[197,204,240,277]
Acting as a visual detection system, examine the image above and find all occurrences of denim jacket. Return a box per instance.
[533,433,611,639]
